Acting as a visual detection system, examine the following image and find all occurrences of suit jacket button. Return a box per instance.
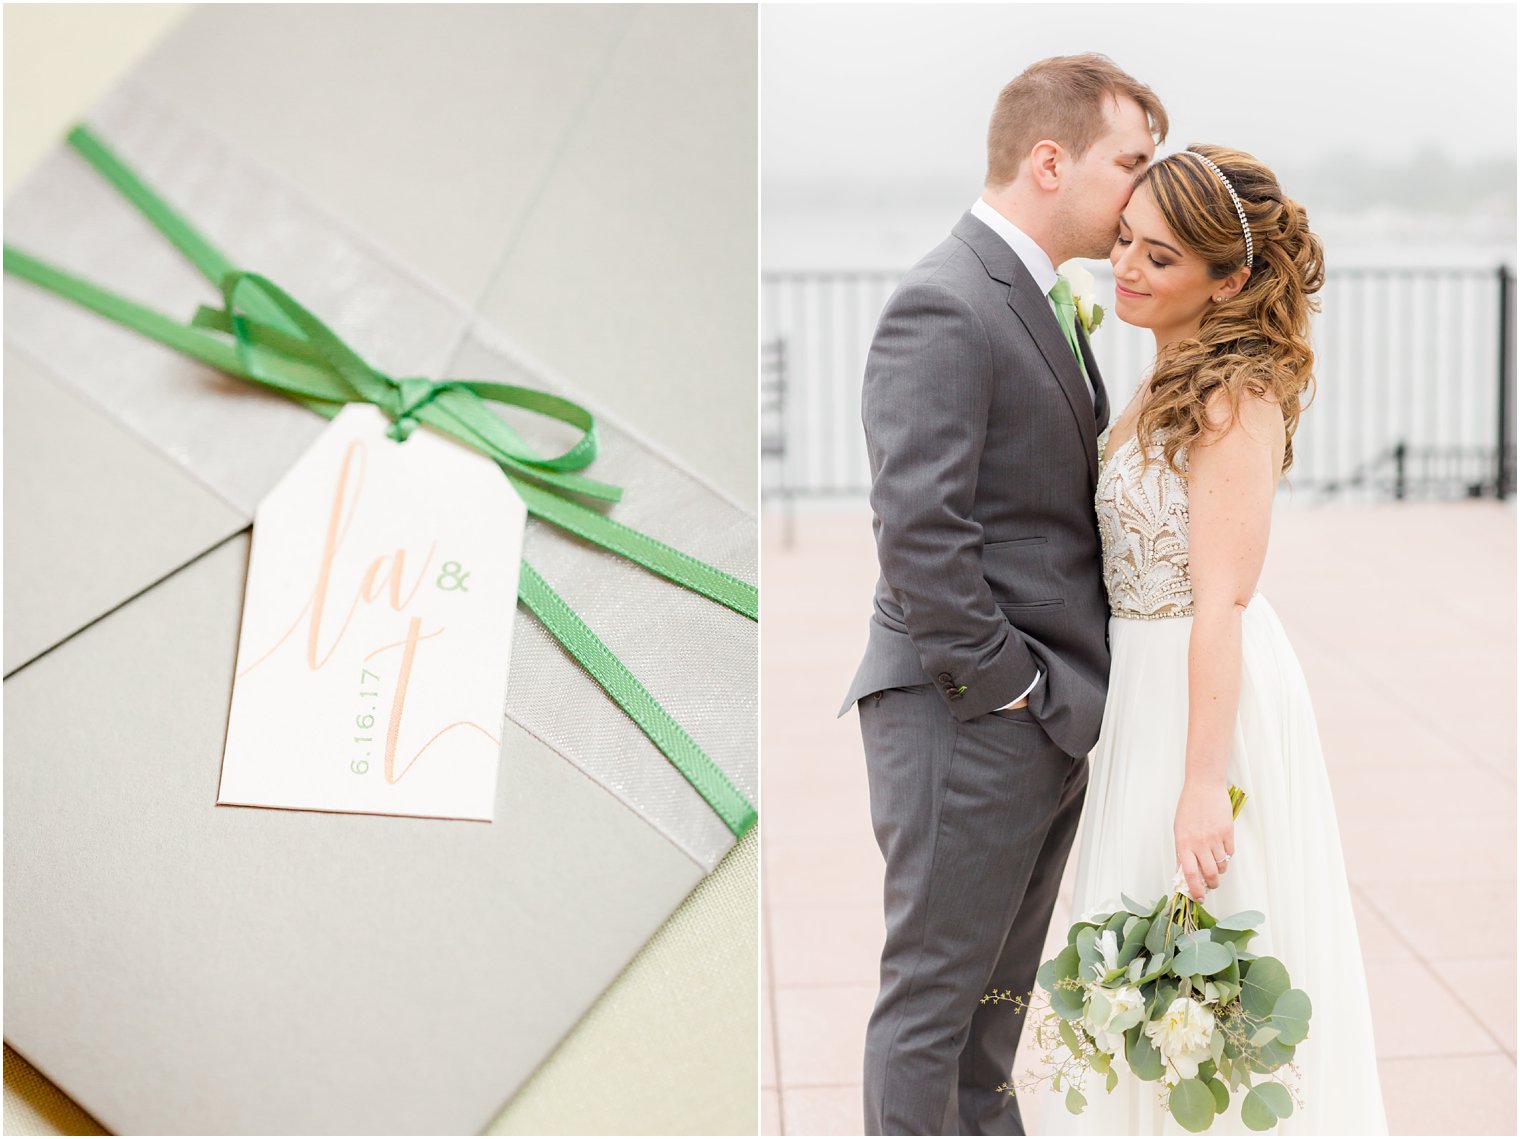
[936,672,952,684]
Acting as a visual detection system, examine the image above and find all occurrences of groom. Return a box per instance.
[840,55,1168,1135]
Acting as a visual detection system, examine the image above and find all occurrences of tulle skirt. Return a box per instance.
[1039,595,1388,1135]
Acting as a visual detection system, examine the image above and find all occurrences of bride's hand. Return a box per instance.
[1174,780,1235,902]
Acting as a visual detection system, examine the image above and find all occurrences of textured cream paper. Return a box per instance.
[217,404,524,821]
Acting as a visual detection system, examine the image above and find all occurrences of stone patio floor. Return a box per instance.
[761,500,1516,1136]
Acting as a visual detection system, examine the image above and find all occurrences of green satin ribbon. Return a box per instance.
[4,124,757,839]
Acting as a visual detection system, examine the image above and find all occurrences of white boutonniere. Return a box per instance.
[1057,261,1104,335]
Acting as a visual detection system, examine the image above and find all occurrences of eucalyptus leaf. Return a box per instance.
[1211,1026,1226,1065]
[1051,984,1086,1020]
[1139,953,1171,985]
[1076,924,1100,956]
[1091,1050,1112,1074]
[1169,1078,1216,1133]
[1148,980,1180,1021]
[1215,953,1242,999]
[1248,1036,1296,1074]
[1174,929,1215,951]
[1255,1081,1294,1119]
[1106,1065,1119,1093]
[1126,1026,1166,1081]
[1229,1062,1252,1091]
[1121,891,1154,916]
[1240,957,1290,1018]
[1250,1025,1280,1048]
[1145,916,1172,955]
[1065,1086,1087,1115]
[1210,925,1256,950]
[1214,910,1266,931]
[1208,1078,1231,1113]
[1192,902,1218,930]
[1173,939,1234,978]
[1077,926,1103,979]
[1119,918,1150,967]
[1241,1082,1293,1130]
[1270,988,1312,1045]
[1241,1089,1274,1131]
[1038,944,1081,993]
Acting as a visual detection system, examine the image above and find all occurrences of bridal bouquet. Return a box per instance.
[983,787,1312,1133]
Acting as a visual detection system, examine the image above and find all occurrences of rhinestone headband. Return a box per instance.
[1176,150,1253,270]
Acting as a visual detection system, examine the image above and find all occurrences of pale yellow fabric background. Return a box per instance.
[2,5,759,1135]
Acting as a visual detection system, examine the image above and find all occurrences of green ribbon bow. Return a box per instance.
[4,125,757,838]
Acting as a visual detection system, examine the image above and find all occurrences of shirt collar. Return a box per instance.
[969,197,1058,297]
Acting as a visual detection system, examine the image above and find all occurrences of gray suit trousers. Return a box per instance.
[859,685,1088,1135]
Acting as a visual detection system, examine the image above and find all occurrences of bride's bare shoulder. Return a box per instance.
[1197,378,1287,457]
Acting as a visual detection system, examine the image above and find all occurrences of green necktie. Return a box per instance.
[1048,276,1089,383]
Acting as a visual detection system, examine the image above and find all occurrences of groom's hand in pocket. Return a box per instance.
[996,667,1042,712]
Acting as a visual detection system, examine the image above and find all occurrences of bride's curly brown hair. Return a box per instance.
[1134,145,1325,475]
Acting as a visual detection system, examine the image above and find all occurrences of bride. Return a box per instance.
[1040,146,1387,1134]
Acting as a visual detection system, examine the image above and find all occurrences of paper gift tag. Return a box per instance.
[217,403,524,821]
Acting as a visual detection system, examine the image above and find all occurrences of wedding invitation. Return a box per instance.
[3,7,757,1134]
[218,406,525,822]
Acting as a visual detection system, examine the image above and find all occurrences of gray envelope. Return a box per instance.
[4,7,757,1135]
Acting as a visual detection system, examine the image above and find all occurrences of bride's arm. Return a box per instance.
[1175,387,1286,901]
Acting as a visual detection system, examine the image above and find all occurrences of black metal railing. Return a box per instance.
[761,264,1517,503]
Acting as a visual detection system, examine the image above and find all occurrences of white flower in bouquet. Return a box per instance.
[1094,928,1121,970]
[1083,983,1146,1054]
[999,787,1311,1132]
[1144,996,1217,1084]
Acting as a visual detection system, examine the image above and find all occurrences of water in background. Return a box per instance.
[762,204,1516,504]
[764,202,1516,273]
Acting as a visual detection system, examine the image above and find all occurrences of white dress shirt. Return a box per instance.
[970,197,1095,403]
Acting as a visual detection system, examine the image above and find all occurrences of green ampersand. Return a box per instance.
[436,560,470,592]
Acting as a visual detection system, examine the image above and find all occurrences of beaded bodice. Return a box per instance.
[1096,425,1194,619]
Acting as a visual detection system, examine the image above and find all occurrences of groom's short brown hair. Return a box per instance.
[986,54,1168,186]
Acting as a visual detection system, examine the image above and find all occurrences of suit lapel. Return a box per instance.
[1006,269,1101,487]
[1077,321,1109,433]
[953,214,1099,485]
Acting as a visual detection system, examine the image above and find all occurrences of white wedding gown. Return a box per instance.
[1039,427,1388,1135]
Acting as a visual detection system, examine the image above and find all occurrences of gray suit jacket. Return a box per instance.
[840,211,1112,758]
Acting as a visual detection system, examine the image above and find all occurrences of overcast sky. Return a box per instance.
[762,3,1517,204]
